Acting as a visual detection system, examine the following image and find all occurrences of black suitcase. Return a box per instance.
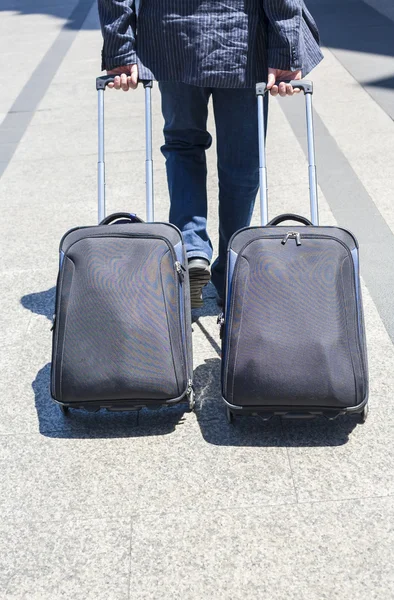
[50,77,194,414]
[219,80,369,424]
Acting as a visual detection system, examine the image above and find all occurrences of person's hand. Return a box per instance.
[106,64,138,91]
[267,68,302,97]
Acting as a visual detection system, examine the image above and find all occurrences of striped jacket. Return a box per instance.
[98,1,323,88]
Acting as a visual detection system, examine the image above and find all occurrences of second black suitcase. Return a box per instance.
[50,78,194,414]
[219,81,369,424]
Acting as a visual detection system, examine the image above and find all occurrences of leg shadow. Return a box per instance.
[192,282,222,321]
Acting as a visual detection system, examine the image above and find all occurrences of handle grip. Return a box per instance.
[256,80,313,96]
[99,212,144,225]
[96,75,153,90]
[266,213,313,227]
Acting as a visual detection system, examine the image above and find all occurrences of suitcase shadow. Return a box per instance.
[194,358,360,447]
[21,286,56,321]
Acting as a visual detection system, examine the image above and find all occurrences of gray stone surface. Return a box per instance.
[1,0,394,597]
[130,497,394,599]
[284,405,394,502]
[0,517,131,599]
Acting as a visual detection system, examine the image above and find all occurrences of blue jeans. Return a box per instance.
[159,82,268,298]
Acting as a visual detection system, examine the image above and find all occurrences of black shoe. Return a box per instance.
[188,258,211,308]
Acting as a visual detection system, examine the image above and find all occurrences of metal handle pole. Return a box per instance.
[98,88,106,223]
[305,93,319,226]
[145,84,154,222]
[257,94,268,226]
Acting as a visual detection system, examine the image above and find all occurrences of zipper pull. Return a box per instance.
[281,231,302,246]
[175,261,186,282]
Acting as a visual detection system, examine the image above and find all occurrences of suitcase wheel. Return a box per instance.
[60,405,69,416]
[360,403,369,424]
[226,406,234,424]
[187,388,195,411]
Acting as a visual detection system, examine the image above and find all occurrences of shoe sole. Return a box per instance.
[188,264,211,309]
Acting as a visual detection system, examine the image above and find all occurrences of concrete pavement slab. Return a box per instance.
[284,405,394,502]
[311,47,394,237]
[0,517,131,599]
[0,269,55,349]
[0,416,295,524]
[0,431,151,523]
[361,282,394,400]
[129,497,394,600]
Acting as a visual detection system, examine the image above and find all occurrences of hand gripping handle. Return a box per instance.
[256,80,313,96]
[96,75,153,90]
[255,79,319,226]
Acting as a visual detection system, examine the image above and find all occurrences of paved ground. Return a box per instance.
[1,0,394,598]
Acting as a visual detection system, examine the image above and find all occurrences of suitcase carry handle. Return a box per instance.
[267,213,313,227]
[96,76,154,224]
[256,79,319,226]
[99,212,144,225]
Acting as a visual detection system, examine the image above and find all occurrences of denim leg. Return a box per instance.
[210,88,268,298]
[159,82,213,262]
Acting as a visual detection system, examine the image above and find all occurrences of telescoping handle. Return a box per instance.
[256,80,319,226]
[95,76,154,224]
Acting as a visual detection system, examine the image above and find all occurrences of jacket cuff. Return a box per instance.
[101,49,137,71]
[268,46,302,72]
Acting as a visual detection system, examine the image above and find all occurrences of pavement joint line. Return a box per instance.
[127,520,133,600]
[295,493,394,506]
[280,98,394,345]
[284,442,300,504]
[0,0,96,180]
[0,514,133,528]
[2,495,393,528]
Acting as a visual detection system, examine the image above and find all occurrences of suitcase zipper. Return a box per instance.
[281,231,302,246]
[223,234,367,401]
[175,261,186,282]
[52,233,190,401]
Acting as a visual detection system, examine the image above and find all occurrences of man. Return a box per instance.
[98,1,323,307]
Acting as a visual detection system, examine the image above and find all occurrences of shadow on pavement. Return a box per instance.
[194,358,360,447]
[309,0,394,90]
[21,287,56,321]
[1,0,99,30]
[192,282,222,321]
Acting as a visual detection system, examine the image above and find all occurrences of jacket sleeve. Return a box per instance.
[98,0,137,70]
[263,0,322,72]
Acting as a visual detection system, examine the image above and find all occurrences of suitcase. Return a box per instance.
[219,80,369,424]
[50,77,194,414]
